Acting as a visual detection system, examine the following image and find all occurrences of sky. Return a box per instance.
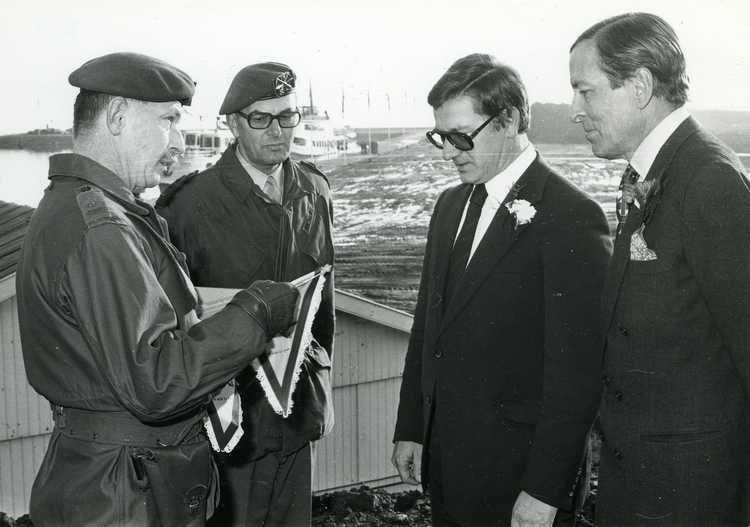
[1,0,749,134]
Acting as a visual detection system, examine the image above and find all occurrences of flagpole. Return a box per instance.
[367,88,372,153]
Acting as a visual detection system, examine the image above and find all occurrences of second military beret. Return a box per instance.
[219,62,296,115]
[69,52,195,105]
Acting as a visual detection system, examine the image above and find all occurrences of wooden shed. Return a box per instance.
[0,200,413,518]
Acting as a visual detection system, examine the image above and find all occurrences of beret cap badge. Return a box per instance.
[274,71,295,97]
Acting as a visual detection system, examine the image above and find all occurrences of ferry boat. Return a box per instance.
[182,127,233,156]
[291,105,352,160]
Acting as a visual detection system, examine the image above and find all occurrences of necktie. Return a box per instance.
[444,184,488,307]
[263,176,281,204]
[616,164,639,227]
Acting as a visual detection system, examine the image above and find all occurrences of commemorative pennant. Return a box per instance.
[204,379,243,453]
[251,265,330,417]
[197,265,331,451]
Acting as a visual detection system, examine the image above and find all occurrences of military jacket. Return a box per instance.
[157,145,335,460]
[16,153,272,526]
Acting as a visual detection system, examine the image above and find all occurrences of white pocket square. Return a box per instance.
[630,225,657,261]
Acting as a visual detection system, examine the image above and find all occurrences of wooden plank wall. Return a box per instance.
[0,295,54,517]
[0,296,411,518]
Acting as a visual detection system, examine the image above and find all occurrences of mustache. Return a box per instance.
[158,150,181,177]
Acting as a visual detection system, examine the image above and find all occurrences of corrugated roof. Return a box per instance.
[0,201,34,281]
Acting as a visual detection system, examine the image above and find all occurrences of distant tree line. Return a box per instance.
[26,128,71,135]
[527,103,750,153]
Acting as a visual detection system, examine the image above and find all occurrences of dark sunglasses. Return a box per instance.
[426,114,499,151]
[236,110,302,129]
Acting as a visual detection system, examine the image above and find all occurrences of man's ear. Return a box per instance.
[631,67,655,109]
[106,97,128,136]
[502,107,521,137]
[226,113,240,139]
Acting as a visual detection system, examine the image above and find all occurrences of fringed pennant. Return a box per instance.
[198,265,331,452]
[203,379,243,453]
[252,265,331,418]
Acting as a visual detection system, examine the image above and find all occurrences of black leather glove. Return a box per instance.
[229,280,298,337]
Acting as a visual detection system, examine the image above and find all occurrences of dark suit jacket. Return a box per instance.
[597,117,750,526]
[394,154,611,524]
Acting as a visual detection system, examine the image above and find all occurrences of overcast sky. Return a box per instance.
[1,0,748,133]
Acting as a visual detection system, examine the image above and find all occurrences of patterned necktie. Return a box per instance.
[616,164,639,227]
[263,176,282,204]
[444,184,488,307]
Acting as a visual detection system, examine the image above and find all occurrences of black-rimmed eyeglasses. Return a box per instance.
[237,110,302,129]
[426,114,499,151]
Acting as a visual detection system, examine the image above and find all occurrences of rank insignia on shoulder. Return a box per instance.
[76,186,125,228]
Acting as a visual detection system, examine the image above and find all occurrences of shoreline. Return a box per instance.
[0,133,72,152]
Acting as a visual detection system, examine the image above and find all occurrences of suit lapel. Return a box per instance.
[600,117,700,333]
[440,155,548,331]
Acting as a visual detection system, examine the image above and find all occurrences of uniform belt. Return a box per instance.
[51,405,205,447]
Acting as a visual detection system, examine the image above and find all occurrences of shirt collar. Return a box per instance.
[485,142,536,203]
[48,153,136,203]
[630,106,690,178]
[235,145,283,190]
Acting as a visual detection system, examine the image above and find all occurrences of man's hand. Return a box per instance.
[231,280,298,336]
[391,441,422,485]
[511,491,557,527]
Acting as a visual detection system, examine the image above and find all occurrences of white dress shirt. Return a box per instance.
[455,143,537,264]
[236,148,284,202]
[629,106,690,184]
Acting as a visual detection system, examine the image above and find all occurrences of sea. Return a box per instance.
[0,149,218,207]
[0,150,52,207]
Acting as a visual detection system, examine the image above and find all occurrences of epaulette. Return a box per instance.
[298,160,330,188]
[75,186,127,228]
[155,169,201,208]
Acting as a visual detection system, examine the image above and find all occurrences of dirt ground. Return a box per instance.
[312,484,596,527]
[313,486,431,527]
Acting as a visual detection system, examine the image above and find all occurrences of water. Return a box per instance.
[0,150,54,207]
[0,149,218,208]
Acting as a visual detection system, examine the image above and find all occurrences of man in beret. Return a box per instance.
[157,62,334,527]
[17,52,300,527]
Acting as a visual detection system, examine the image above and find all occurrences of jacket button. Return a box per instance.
[614,449,624,461]
[424,395,432,406]
[602,375,611,386]
[433,349,443,358]
[618,325,629,336]
[614,391,624,401]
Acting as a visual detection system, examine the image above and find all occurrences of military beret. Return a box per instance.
[219,62,296,115]
[69,52,195,105]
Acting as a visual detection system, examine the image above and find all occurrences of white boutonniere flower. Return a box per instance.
[505,199,536,227]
